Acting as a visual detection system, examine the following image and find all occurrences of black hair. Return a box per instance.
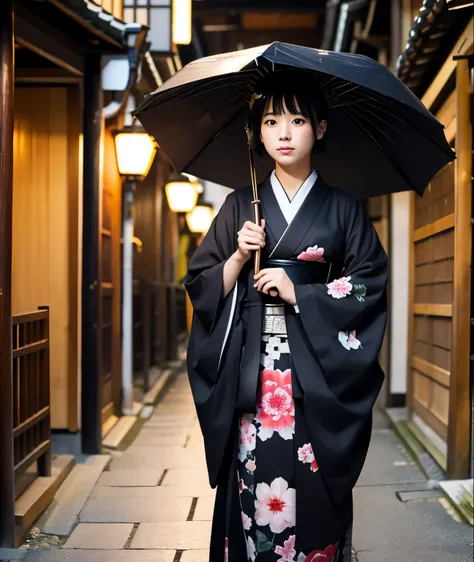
[248,69,328,155]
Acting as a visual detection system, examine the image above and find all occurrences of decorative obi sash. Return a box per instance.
[236,258,340,412]
[261,258,336,305]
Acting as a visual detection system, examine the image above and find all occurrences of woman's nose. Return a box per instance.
[279,127,291,141]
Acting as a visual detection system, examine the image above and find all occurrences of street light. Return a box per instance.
[165,175,199,213]
[114,126,157,414]
[186,203,214,234]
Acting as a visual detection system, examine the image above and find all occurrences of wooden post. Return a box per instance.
[0,0,15,547]
[447,57,473,479]
[81,54,103,455]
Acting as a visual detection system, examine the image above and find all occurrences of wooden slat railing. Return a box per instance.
[12,307,51,482]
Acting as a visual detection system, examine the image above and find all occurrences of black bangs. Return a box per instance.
[248,69,328,155]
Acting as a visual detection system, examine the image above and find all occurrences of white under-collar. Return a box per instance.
[270,169,318,225]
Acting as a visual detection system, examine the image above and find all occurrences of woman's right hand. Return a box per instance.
[236,219,266,262]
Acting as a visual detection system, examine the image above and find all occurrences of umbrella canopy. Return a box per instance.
[134,42,455,198]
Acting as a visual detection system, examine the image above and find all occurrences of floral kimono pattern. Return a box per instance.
[237,332,341,562]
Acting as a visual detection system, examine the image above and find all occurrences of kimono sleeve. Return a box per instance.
[184,191,238,335]
[295,196,388,399]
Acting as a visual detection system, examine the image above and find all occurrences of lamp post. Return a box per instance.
[114,126,156,414]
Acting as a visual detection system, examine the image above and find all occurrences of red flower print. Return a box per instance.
[256,369,295,441]
[303,543,339,562]
[297,245,325,262]
[297,443,319,472]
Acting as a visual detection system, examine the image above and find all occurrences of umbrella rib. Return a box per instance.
[181,106,248,177]
[346,104,404,139]
[344,108,420,191]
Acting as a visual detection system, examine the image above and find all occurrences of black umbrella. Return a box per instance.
[134,42,454,197]
[134,42,455,272]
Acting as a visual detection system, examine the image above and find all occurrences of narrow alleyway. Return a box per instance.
[13,370,474,562]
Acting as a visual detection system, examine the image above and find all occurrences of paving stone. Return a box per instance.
[131,521,212,550]
[90,484,215,499]
[180,550,210,562]
[80,496,192,523]
[63,523,133,549]
[111,447,205,470]
[356,431,425,487]
[96,469,163,487]
[36,456,111,535]
[23,551,176,562]
[132,431,187,447]
[353,485,474,560]
[193,496,215,521]
[161,468,210,487]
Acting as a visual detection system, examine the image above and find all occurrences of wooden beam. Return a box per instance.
[412,357,450,388]
[241,12,319,29]
[414,303,453,317]
[447,57,472,479]
[0,0,15,548]
[413,213,455,242]
[14,10,84,76]
[15,68,81,85]
[81,54,103,455]
[421,18,473,111]
[407,190,416,419]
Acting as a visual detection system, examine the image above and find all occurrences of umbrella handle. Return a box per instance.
[252,199,261,274]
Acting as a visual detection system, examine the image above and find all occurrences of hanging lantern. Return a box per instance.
[186,203,214,233]
[114,127,157,179]
[165,176,199,212]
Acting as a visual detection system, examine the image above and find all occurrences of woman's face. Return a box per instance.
[259,96,326,167]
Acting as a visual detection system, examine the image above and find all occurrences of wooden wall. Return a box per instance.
[12,87,80,431]
[409,162,455,445]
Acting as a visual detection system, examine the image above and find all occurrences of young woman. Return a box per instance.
[185,70,388,562]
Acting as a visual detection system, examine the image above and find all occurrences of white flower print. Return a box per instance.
[247,536,256,562]
[327,276,353,299]
[255,477,296,534]
[338,330,362,351]
[297,443,319,472]
[242,511,252,531]
[238,417,257,462]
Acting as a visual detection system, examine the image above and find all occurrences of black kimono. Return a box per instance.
[184,173,388,562]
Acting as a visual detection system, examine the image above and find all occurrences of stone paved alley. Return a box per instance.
[3,370,473,562]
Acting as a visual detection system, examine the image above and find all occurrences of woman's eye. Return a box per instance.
[264,119,277,126]
[293,118,305,125]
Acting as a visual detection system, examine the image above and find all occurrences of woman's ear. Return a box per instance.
[316,120,328,140]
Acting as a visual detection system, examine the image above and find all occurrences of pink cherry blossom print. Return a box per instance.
[247,536,256,562]
[245,459,257,472]
[297,443,319,472]
[275,534,297,562]
[242,511,252,531]
[224,537,229,562]
[303,543,339,561]
[256,369,295,441]
[338,330,362,351]
[297,245,325,262]
[239,478,248,494]
[238,417,257,461]
[327,276,353,299]
[255,477,296,533]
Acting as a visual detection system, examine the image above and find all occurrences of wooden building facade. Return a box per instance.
[397,3,473,478]
[0,0,171,547]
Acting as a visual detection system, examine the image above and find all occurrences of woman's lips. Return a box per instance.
[277,147,294,154]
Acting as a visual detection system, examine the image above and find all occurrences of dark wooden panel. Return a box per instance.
[0,0,15,546]
[414,162,455,229]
